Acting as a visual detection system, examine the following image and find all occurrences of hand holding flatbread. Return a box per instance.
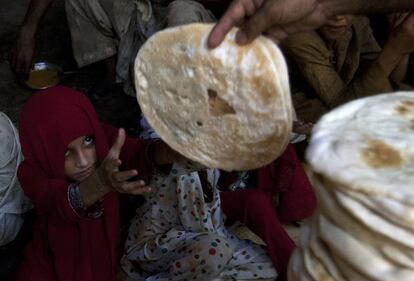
[135,23,293,171]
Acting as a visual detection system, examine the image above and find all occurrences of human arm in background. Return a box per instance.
[385,12,414,83]
[12,0,55,75]
[207,0,414,48]
[283,17,414,108]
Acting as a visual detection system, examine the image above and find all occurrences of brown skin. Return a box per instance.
[374,13,414,81]
[318,15,354,42]
[207,0,414,48]
[386,12,414,83]
[12,0,55,75]
[12,0,116,82]
[64,129,181,208]
[64,135,98,183]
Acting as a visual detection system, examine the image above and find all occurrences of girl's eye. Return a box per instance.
[64,150,71,157]
[84,136,95,146]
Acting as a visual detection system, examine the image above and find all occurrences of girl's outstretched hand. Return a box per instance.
[97,128,152,195]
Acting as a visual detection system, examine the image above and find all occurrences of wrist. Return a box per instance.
[373,45,405,78]
[382,42,405,61]
[94,169,112,194]
[19,24,38,38]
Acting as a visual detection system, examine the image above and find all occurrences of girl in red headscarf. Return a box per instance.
[16,86,178,281]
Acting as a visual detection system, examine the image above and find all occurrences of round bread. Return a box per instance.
[306,92,414,204]
[135,23,292,171]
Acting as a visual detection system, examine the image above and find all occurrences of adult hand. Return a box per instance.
[12,28,36,75]
[97,128,151,195]
[208,0,333,48]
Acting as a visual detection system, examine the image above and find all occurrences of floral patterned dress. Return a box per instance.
[121,116,277,280]
[121,160,277,281]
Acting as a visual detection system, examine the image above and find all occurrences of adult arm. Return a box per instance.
[383,13,414,83]
[12,0,55,74]
[283,21,398,108]
[208,0,414,48]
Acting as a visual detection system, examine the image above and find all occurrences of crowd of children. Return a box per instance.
[2,0,413,281]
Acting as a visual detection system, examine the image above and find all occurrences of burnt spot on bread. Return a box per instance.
[395,100,414,115]
[207,89,236,117]
[361,140,403,168]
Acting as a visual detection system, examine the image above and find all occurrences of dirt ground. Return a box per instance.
[0,0,139,129]
[1,0,73,123]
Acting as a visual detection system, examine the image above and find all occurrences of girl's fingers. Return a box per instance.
[105,159,122,172]
[108,128,126,159]
[130,186,152,195]
[113,169,138,182]
[117,180,149,193]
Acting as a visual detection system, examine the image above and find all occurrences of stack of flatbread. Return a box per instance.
[134,23,293,171]
[288,92,414,281]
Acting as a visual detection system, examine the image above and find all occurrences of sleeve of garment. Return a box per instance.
[283,28,392,108]
[68,183,103,219]
[357,17,383,61]
[102,124,153,182]
[17,161,84,223]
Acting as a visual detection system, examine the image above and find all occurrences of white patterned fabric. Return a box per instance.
[0,113,31,246]
[120,116,277,280]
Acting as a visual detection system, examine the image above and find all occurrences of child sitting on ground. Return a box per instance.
[16,86,180,281]
[119,116,278,280]
[283,14,414,123]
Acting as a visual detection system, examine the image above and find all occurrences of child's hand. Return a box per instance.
[98,129,152,195]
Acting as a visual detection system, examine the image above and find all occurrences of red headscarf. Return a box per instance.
[17,86,119,281]
[19,86,109,180]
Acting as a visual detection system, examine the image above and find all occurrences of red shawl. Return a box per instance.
[17,86,120,281]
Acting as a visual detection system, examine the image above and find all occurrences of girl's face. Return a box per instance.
[64,135,97,182]
[319,15,354,41]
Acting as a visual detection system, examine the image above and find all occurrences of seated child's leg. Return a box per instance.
[220,189,295,281]
[256,144,317,223]
[122,230,233,280]
[168,233,233,280]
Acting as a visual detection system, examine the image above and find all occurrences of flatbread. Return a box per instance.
[288,248,313,281]
[335,189,414,250]
[299,223,336,281]
[135,23,292,171]
[307,217,347,281]
[340,188,414,232]
[313,174,414,263]
[317,215,414,281]
[291,93,414,280]
[306,92,414,204]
